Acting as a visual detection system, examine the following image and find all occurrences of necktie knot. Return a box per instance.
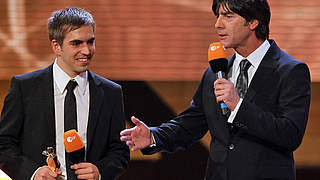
[239,59,251,72]
[66,80,78,92]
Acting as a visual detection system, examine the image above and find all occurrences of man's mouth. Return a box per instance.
[218,33,227,39]
[76,56,91,62]
[77,58,89,62]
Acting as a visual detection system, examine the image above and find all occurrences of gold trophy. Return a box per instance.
[42,147,60,172]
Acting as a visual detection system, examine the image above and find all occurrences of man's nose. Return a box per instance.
[215,17,223,29]
[81,44,91,55]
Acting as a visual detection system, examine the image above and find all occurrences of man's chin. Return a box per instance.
[76,67,89,74]
[219,41,230,49]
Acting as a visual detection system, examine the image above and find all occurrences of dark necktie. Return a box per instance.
[235,59,251,98]
[64,80,78,179]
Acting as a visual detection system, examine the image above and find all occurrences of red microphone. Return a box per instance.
[64,129,85,164]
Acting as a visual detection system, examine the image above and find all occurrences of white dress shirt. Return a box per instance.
[31,59,90,179]
[227,40,270,123]
[53,60,90,178]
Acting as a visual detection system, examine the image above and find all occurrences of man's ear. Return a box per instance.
[248,19,259,30]
[51,40,62,56]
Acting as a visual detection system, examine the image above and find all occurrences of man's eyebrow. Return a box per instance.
[221,11,234,16]
[69,39,83,44]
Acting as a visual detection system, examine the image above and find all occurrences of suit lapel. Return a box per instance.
[226,40,280,141]
[245,40,280,103]
[86,71,104,152]
[227,40,280,103]
[37,65,56,147]
[227,55,235,80]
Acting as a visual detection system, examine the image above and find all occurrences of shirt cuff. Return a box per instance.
[227,98,243,123]
[149,132,156,147]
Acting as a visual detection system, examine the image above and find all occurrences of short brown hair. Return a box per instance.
[48,7,95,45]
[212,0,270,41]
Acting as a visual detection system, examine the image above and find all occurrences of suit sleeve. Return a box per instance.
[0,77,39,179]
[94,86,130,179]
[235,62,311,152]
[142,70,209,154]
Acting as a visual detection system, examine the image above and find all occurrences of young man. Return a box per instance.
[0,7,129,180]
[120,0,311,179]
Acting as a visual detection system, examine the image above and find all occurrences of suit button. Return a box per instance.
[229,144,234,150]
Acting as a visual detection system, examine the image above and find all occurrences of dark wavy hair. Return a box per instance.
[212,0,270,40]
[48,7,95,45]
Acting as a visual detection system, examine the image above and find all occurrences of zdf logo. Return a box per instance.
[211,44,225,52]
[210,45,220,52]
[67,136,76,143]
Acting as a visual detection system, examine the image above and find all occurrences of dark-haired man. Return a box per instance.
[0,7,129,180]
[120,0,311,179]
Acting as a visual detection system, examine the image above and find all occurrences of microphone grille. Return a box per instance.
[208,42,227,61]
[64,129,84,153]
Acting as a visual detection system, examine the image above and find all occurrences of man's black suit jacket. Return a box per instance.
[143,40,311,180]
[0,65,129,179]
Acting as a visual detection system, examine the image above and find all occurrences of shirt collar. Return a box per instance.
[234,39,270,69]
[53,59,88,95]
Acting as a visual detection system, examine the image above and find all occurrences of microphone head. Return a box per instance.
[208,42,227,61]
[208,42,228,73]
[64,129,84,153]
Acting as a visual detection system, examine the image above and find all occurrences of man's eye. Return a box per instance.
[88,39,95,44]
[71,41,82,46]
[87,38,95,44]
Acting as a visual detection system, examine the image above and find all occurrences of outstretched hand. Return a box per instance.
[120,116,153,151]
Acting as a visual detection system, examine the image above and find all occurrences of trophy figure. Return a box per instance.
[42,147,60,172]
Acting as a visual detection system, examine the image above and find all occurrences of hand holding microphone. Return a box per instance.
[209,42,240,112]
[208,42,229,115]
[64,129,85,164]
[64,130,100,179]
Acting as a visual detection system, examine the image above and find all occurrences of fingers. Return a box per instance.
[213,79,240,110]
[120,116,152,151]
[47,170,58,179]
[120,116,143,138]
[120,130,135,147]
[126,141,135,147]
[119,116,141,136]
[120,127,134,136]
[72,163,100,180]
[34,166,59,180]
[120,135,135,147]
[131,116,141,126]
[214,80,227,102]
[120,134,132,141]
